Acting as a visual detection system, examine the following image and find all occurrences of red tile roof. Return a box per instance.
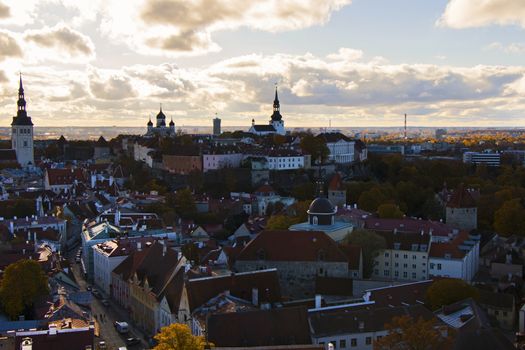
[447,184,477,208]
[46,168,85,186]
[237,230,348,263]
[328,173,343,191]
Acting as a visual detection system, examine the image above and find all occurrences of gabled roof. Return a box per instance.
[447,184,477,208]
[316,132,352,143]
[187,269,281,311]
[237,230,348,262]
[46,168,85,186]
[252,125,276,132]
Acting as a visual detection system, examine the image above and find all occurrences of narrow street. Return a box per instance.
[68,250,150,350]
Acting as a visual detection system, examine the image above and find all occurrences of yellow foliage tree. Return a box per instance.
[154,323,209,350]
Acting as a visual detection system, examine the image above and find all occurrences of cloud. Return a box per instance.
[0,2,9,18]
[89,71,137,100]
[485,41,525,54]
[0,31,21,60]
[438,0,525,28]
[98,0,351,56]
[24,24,95,59]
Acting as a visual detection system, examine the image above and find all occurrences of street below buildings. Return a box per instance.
[68,249,150,350]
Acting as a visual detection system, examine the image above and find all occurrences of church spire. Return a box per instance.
[270,84,282,122]
[17,73,27,117]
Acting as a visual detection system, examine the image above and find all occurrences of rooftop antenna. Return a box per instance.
[404,113,407,141]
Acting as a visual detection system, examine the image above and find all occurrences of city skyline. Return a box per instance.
[2,0,525,127]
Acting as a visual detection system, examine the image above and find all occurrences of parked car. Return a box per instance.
[92,289,102,299]
[98,340,106,349]
[114,321,129,334]
[101,299,110,307]
[126,337,140,346]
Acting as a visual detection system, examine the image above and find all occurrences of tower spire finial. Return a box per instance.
[160,103,162,112]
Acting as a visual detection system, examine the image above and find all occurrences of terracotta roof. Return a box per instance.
[236,230,349,263]
[255,184,275,194]
[46,168,85,186]
[187,269,281,311]
[447,184,477,208]
[315,276,353,296]
[207,306,311,347]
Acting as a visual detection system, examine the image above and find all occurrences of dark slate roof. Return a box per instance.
[477,289,514,310]
[252,125,276,132]
[187,269,281,311]
[310,304,437,337]
[236,230,348,263]
[366,280,434,307]
[315,276,353,296]
[11,115,33,126]
[316,132,352,143]
[308,197,335,214]
[207,306,311,347]
[96,136,108,146]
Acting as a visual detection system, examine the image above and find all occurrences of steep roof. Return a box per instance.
[236,230,348,263]
[365,280,434,307]
[316,132,352,143]
[447,184,477,208]
[328,173,343,191]
[187,269,281,311]
[252,125,276,132]
[46,168,85,186]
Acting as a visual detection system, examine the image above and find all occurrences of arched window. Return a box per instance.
[312,216,318,225]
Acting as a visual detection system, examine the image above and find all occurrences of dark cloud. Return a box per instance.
[0,31,22,60]
[49,82,87,102]
[25,24,94,57]
[89,74,137,100]
[0,2,9,19]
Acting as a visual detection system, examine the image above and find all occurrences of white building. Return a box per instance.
[463,151,500,167]
[202,153,243,172]
[266,151,305,171]
[317,132,355,164]
[10,76,34,167]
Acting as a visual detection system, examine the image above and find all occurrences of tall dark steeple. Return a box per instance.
[270,85,282,121]
[12,74,33,126]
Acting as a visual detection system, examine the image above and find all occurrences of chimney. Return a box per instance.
[137,242,142,251]
[315,294,322,309]
[251,288,259,306]
[163,244,167,256]
[9,221,13,234]
[33,232,37,242]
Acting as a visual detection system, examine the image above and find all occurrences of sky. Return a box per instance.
[2,0,525,128]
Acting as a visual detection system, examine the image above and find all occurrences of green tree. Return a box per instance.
[377,203,404,219]
[425,279,479,310]
[374,315,453,350]
[0,259,49,320]
[494,199,525,236]
[343,229,386,278]
[154,323,208,350]
[265,215,300,230]
[174,188,197,219]
[299,134,329,163]
[358,187,388,212]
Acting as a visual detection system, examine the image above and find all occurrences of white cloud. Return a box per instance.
[485,41,525,54]
[438,0,525,29]
[0,30,21,60]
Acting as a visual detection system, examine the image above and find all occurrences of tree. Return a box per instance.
[374,315,453,350]
[425,279,479,310]
[153,323,208,350]
[0,259,49,319]
[265,215,300,230]
[494,199,525,236]
[377,203,404,219]
[343,229,386,278]
[299,134,329,163]
[358,187,388,212]
[174,188,197,219]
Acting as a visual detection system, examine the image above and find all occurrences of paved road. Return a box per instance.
[68,249,149,350]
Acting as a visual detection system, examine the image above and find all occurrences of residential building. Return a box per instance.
[235,230,352,299]
[202,152,243,172]
[13,322,95,350]
[80,220,122,280]
[44,168,86,193]
[265,150,305,171]
[163,154,202,174]
[477,289,515,330]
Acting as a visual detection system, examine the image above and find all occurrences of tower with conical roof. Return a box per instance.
[11,74,34,167]
[269,86,285,135]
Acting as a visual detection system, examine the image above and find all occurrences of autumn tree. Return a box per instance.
[265,215,300,230]
[174,188,197,219]
[374,315,453,350]
[494,199,525,236]
[377,203,404,219]
[343,229,386,278]
[425,279,479,310]
[154,323,208,350]
[0,259,49,319]
[299,134,329,164]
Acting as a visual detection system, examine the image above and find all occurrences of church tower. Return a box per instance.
[11,74,34,167]
[269,87,285,135]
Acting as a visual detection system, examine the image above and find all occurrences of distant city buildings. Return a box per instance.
[463,151,501,167]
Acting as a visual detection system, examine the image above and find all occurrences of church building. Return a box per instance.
[249,87,286,136]
[145,105,176,137]
[10,75,34,167]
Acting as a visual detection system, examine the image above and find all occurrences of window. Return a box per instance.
[403,263,408,268]
[366,337,372,345]
[394,271,399,277]
[394,262,399,267]
[340,339,346,348]
[331,341,337,348]
[374,269,379,275]
[351,338,357,347]
[23,141,28,147]
[412,272,417,279]
[412,255,417,260]
[385,262,389,267]
[394,243,401,250]
[404,254,408,259]
[403,272,407,278]
[412,264,416,269]
[384,252,389,257]
[430,263,435,269]
[394,253,399,258]
[384,270,389,276]
[437,264,442,270]
[312,216,318,225]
